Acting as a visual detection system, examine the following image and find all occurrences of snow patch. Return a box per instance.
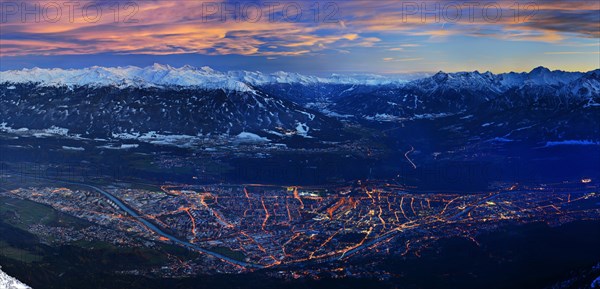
[544,140,600,147]
[0,123,80,139]
[115,131,199,148]
[62,146,85,151]
[235,132,270,143]
[295,123,310,137]
[412,113,451,120]
[490,137,514,143]
[321,109,353,118]
[365,114,401,122]
[0,267,31,289]
[98,144,139,150]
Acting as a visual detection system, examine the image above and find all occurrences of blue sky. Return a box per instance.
[1,0,598,74]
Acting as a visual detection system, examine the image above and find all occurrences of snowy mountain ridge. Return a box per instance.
[0,64,425,89]
[1,64,596,93]
[416,67,589,93]
[0,64,256,92]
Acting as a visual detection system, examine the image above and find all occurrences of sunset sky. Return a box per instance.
[0,0,598,74]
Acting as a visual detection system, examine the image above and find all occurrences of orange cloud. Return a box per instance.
[0,0,598,57]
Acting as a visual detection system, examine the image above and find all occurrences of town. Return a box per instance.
[1,172,598,280]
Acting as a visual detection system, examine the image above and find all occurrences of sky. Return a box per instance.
[0,0,599,74]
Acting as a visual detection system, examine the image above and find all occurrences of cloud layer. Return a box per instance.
[1,0,598,57]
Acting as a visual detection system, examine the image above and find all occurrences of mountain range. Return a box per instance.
[1,65,598,148]
[0,63,424,90]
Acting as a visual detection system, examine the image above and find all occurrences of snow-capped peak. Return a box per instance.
[0,64,426,90]
[226,70,421,86]
[529,66,551,75]
[1,65,593,92]
[0,65,255,92]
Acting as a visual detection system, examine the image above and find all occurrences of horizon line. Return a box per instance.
[1,63,598,76]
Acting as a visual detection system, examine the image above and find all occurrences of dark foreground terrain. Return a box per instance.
[1,217,599,289]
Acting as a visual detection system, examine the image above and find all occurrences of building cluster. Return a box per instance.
[1,179,598,278]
